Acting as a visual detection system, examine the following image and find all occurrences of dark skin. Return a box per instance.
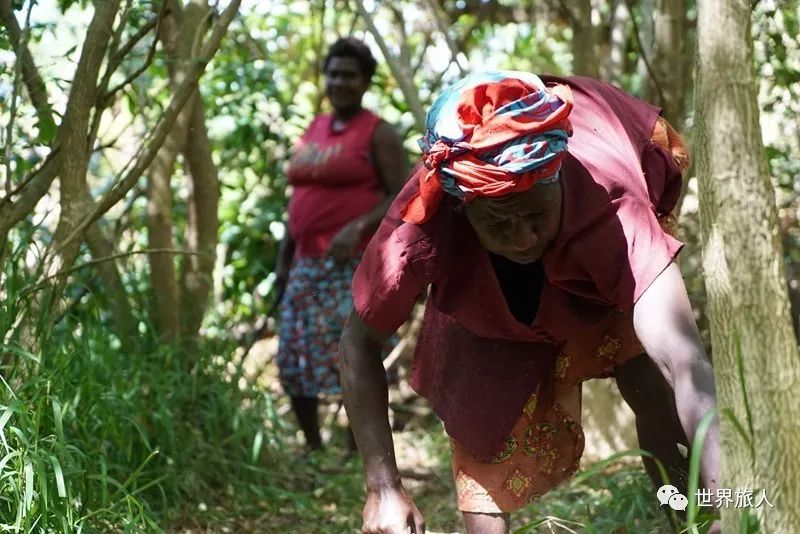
[275,55,408,452]
[340,183,721,534]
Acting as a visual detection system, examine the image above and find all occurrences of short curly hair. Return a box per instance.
[322,37,378,80]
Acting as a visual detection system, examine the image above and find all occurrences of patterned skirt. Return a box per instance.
[276,256,361,397]
[450,310,644,513]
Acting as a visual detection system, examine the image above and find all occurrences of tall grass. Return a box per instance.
[0,229,284,532]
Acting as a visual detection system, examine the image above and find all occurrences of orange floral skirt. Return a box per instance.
[450,309,645,513]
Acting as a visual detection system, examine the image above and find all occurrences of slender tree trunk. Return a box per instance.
[644,0,688,125]
[146,0,188,341]
[179,96,218,339]
[695,1,800,531]
[48,0,121,302]
[605,0,629,83]
[635,0,656,91]
[355,0,426,131]
[569,0,599,78]
[147,0,221,343]
[146,137,183,341]
[145,0,201,341]
[84,223,138,350]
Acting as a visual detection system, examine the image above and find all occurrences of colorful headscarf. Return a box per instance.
[401,71,573,224]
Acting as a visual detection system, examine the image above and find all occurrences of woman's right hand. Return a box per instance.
[362,486,426,534]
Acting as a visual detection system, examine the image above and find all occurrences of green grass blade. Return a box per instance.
[251,428,263,464]
[49,455,66,499]
[23,459,34,513]
[52,399,64,445]
[36,456,48,513]
[0,407,13,450]
[0,450,21,475]
[721,408,752,450]
[685,409,716,529]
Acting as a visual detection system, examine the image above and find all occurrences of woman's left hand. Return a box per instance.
[327,222,362,265]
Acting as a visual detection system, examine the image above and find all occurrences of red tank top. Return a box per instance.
[286,110,383,258]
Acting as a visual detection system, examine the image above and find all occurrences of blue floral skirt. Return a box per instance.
[277,256,395,397]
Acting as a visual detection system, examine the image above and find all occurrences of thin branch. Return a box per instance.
[190,5,215,58]
[423,0,467,74]
[623,0,665,104]
[108,0,133,67]
[411,31,434,78]
[3,41,20,193]
[0,149,60,232]
[346,0,359,35]
[102,25,160,101]
[95,5,165,142]
[553,0,577,25]
[111,17,159,65]
[0,0,55,130]
[3,1,35,194]
[58,0,243,251]
[21,248,208,297]
[354,0,425,130]
[0,148,61,208]
[112,184,145,238]
[87,0,136,154]
[92,138,122,153]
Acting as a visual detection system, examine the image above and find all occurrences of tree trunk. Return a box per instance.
[146,0,221,343]
[569,0,599,78]
[48,0,121,302]
[644,0,688,125]
[145,1,185,342]
[179,95,218,339]
[84,222,138,351]
[604,0,629,83]
[695,1,800,531]
[146,136,183,341]
[355,0,426,131]
[634,0,656,92]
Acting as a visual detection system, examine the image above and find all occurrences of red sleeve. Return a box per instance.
[577,197,683,310]
[352,209,437,335]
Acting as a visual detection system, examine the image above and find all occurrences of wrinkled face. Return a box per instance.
[324,56,369,114]
[464,182,562,264]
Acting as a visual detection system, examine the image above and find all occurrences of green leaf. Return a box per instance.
[49,456,66,498]
[23,459,34,512]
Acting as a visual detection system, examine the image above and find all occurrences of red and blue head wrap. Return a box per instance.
[402,71,573,224]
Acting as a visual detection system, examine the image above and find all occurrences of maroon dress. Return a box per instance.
[351,76,687,510]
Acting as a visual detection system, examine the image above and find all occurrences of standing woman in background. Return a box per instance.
[274,38,408,451]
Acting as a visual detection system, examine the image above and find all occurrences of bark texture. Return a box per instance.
[48,0,121,298]
[146,0,192,341]
[644,0,688,125]
[695,1,800,531]
[569,0,600,77]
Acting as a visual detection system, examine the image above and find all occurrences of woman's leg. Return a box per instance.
[615,353,726,533]
[290,395,323,450]
[463,512,510,534]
